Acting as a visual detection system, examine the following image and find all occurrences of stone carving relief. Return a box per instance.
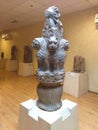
[1,52,4,59]
[23,45,32,63]
[32,6,69,111]
[11,45,17,60]
[73,56,85,73]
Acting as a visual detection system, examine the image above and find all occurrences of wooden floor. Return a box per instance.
[0,69,98,130]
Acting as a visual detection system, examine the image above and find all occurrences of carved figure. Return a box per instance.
[1,52,4,59]
[11,46,17,60]
[45,36,69,74]
[46,36,59,74]
[32,6,69,111]
[23,45,32,63]
[73,56,85,73]
[56,38,69,72]
[42,6,63,40]
[33,37,47,72]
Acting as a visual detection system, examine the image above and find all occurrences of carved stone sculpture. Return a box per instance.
[1,52,4,59]
[23,45,32,63]
[73,56,85,73]
[11,45,17,60]
[32,6,69,111]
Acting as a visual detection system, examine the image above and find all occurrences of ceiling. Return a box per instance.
[0,0,98,33]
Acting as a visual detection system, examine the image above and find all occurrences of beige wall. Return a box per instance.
[61,6,98,93]
[0,37,14,59]
[0,6,98,92]
[0,22,44,73]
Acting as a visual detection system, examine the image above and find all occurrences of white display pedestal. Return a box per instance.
[63,72,88,97]
[0,59,6,69]
[18,99,78,130]
[18,63,33,76]
[5,60,18,71]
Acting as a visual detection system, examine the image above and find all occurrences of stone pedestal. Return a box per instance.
[18,99,78,130]
[0,59,6,69]
[18,63,33,76]
[37,84,63,111]
[5,60,18,71]
[63,72,88,97]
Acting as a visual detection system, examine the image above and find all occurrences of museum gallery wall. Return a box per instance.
[0,6,98,92]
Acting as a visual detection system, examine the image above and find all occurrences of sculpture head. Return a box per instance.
[47,36,59,51]
[45,6,60,18]
[60,39,70,50]
[32,38,41,50]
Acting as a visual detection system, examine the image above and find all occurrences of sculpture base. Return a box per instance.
[18,99,78,130]
[37,71,65,86]
[18,63,33,76]
[5,60,18,71]
[0,59,6,69]
[37,100,62,112]
[63,72,88,97]
[37,83,63,111]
